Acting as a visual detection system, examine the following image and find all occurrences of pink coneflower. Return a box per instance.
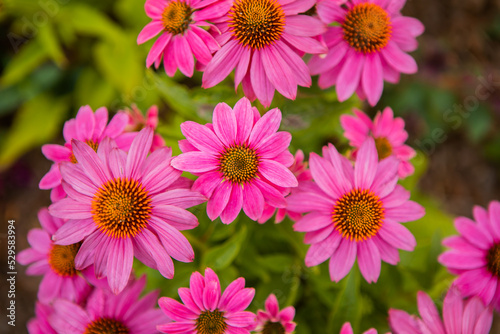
[171,97,298,224]
[388,286,493,334]
[17,208,92,304]
[340,107,415,178]
[49,127,206,294]
[39,105,129,202]
[137,0,230,77]
[310,0,424,106]
[28,303,56,334]
[202,0,327,107]
[438,201,500,310]
[255,294,296,334]
[339,322,381,334]
[288,138,425,283]
[50,276,169,334]
[121,105,166,152]
[157,267,255,333]
[258,149,311,224]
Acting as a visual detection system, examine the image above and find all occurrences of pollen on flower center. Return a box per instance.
[91,178,152,239]
[70,140,99,164]
[219,145,259,184]
[196,310,227,334]
[332,188,384,241]
[342,3,392,53]
[48,242,81,277]
[161,0,192,35]
[487,243,500,277]
[228,0,285,50]
[262,321,286,334]
[374,137,392,160]
[84,317,130,334]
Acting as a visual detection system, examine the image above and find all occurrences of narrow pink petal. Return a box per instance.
[281,0,315,15]
[137,20,164,44]
[473,307,493,334]
[242,183,264,221]
[279,306,295,322]
[157,321,196,333]
[340,322,354,334]
[357,239,381,283]
[257,132,292,159]
[417,291,446,334]
[52,299,90,331]
[281,33,327,54]
[250,50,275,107]
[488,201,500,240]
[171,152,219,173]
[377,220,416,251]
[202,40,243,88]
[317,0,346,24]
[254,178,287,208]
[234,97,253,144]
[145,0,165,19]
[219,277,245,311]
[75,106,95,140]
[305,232,341,266]
[42,144,71,162]
[248,108,281,147]
[259,160,298,188]
[174,36,194,77]
[39,165,62,189]
[133,229,175,278]
[125,127,153,179]
[146,33,172,68]
[149,217,195,262]
[207,182,232,220]
[186,29,212,65]
[443,286,464,334]
[203,268,221,311]
[438,251,487,270]
[71,140,110,186]
[153,189,206,210]
[336,49,365,102]
[103,112,128,139]
[462,298,485,334]
[324,143,353,193]
[178,287,201,313]
[180,121,224,153]
[192,171,223,198]
[362,53,384,106]
[388,309,421,334]
[284,15,326,36]
[328,238,357,282]
[225,311,256,328]
[220,184,243,224]
[354,138,378,189]
[381,41,417,74]
[372,235,400,265]
[385,201,425,223]
[265,294,280,318]
[294,212,332,232]
[455,217,493,250]
[107,237,134,294]
[309,42,348,75]
[309,152,342,200]
[49,198,92,220]
[213,102,237,147]
[287,191,332,213]
[158,297,197,321]
[260,46,297,100]
[224,288,255,313]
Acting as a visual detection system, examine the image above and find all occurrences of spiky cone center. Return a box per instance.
[487,243,500,277]
[342,3,392,53]
[229,0,285,50]
[196,310,227,334]
[84,318,130,334]
[70,140,99,164]
[219,144,260,184]
[332,188,384,241]
[262,321,286,334]
[374,137,393,160]
[91,178,152,239]
[48,242,82,277]
[162,0,193,35]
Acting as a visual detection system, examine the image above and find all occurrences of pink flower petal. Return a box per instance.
[381,41,417,74]
[357,238,381,283]
[171,152,219,173]
[242,183,264,221]
[181,121,224,154]
[259,160,298,188]
[417,291,446,334]
[137,20,164,44]
[213,102,237,147]
[336,49,365,102]
[328,238,357,282]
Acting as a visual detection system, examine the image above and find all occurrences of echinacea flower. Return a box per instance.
[258,149,312,224]
[49,127,206,294]
[50,276,169,334]
[27,302,56,334]
[202,0,327,107]
[137,0,231,77]
[17,208,92,304]
[288,138,425,283]
[39,105,129,202]
[438,201,500,310]
[309,0,424,106]
[121,105,166,152]
[388,286,493,334]
[339,322,381,334]
[171,97,298,224]
[341,107,415,178]
[255,294,296,334]
[157,267,255,333]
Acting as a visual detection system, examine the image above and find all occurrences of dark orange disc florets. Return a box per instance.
[84,318,130,334]
[48,242,82,277]
[219,144,259,184]
[161,0,192,35]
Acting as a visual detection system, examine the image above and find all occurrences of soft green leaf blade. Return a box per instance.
[203,225,248,271]
[1,39,48,87]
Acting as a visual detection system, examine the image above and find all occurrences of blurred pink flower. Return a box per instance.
[288,138,425,283]
[310,0,424,106]
[202,0,327,107]
[27,302,56,334]
[171,97,297,224]
[48,127,205,294]
[121,105,166,151]
[340,322,384,334]
[157,267,255,333]
[439,201,500,310]
[389,287,493,334]
[341,107,415,178]
[255,294,296,334]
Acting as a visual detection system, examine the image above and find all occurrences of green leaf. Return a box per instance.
[1,39,48,87]
[203,225,247,271]
[61,4,122,41]
[38,22,66,67]
[328,269,362,333]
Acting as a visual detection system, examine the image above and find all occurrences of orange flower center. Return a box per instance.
[196,310,227,334]
[84,318,129,334]
[374,137,393,159]
[70,140,99,164]
[332,188,384,241]
[162,0,192,35]
[262,321,286,334]
[91,178,152,239]
[229,0,285,50]
[48,242,81,277]
[342,3,392,53]
[487,243,500,277]
[219,145,259,184]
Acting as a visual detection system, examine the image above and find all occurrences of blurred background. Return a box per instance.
[1,0,500,333]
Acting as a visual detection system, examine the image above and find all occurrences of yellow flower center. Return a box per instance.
[162,0,192,35]
[196,310,227,334]
[487,243,500,277]
[219,145,260,184]
[374,137,393,160]
[48,242,81,277]
[84,318,130,334]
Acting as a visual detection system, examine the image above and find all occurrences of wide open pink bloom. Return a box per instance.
[48,127,206,294]
[171,97,298,224]
[157,267,255,333]
[137,0,231,77]
[202,0,327,107]
[17,208,93,304]
[438,201,500,311]
[310,0,424,106]
[389,287,493,334]
[287,138,425,283]
[27,303,56,334]
[341,107,415,178]
[340,322,384,334]
[50,276,169,334]
[255,294,296,333]
[39,105,129,202]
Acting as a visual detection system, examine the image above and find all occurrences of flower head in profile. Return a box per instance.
[39,106,129,202]
[255,294,296,334]
[171,97,298,224]
[310,0,424,106]
[137,0,231,77]
[438,201,500,310]
[121,105,166,152]
[49,127,205,294]
[339,322,381,334]
[50,276,169,334]
[202,0,327,107]
[17,208,92,304]
[389,287,493,334]
[157,267,255,333]
[288,138,425,283]
[341,107,415,178]
[27,302,56,334]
